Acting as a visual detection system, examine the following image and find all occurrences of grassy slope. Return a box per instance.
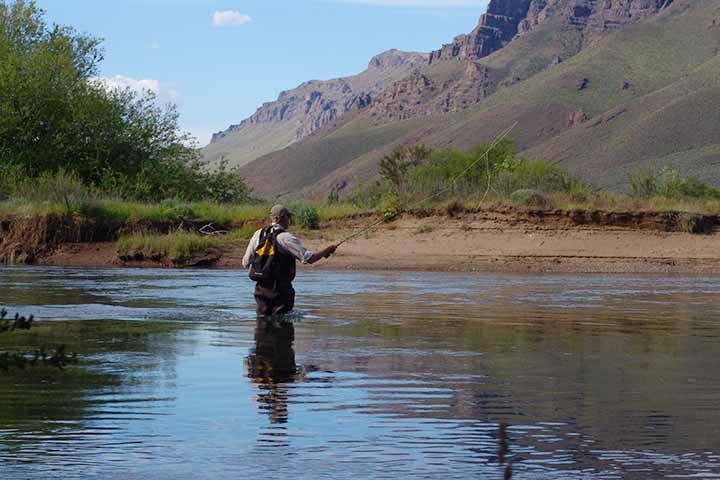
[240,0,720,197]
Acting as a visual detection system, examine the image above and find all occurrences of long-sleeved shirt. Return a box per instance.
[242,224,314,269]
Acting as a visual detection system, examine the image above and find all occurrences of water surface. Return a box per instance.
[1,267,719,479]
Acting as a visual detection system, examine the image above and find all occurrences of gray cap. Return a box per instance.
[270,204,293,218]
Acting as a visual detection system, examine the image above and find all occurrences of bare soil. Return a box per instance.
[33,209,720,274]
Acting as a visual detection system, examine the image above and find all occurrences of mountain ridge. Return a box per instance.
[202,49,427,169]
[203,0,720,200]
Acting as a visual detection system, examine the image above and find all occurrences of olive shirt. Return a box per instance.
[241,224,314,268]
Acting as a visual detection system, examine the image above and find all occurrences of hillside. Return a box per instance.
[216,0,718,198]
[202,50,427,169]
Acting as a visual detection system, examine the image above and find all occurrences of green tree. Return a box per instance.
[379,144,432,192]
[0,1,252,203]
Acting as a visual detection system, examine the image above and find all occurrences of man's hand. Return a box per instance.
[308,244,339,264]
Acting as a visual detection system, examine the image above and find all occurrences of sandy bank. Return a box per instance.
[36,210,720,274]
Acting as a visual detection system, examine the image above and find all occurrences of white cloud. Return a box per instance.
[148,41,161,50]
[92,75,178,104]
[333,0,487,6]
[212,10,252,27]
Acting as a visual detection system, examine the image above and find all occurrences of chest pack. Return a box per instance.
[249,226,295,286]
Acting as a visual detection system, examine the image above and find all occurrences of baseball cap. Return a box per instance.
[270,204,293,218]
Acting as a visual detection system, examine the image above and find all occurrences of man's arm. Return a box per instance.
[306,244,337,265]
[277,232,336,265]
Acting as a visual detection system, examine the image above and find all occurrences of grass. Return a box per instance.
[117,232,231,262]
[0,195,365,226]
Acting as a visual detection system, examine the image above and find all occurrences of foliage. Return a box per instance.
[291,204,320,230]
[379,144,432,193]
[0,1,251,204]
[510,189,549,208]
[629,166,720,201]
[353,139,589,212]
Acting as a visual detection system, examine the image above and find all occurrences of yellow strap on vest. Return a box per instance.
[255,239,275,256]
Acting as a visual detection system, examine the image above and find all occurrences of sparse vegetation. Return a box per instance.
[116,231,232,264]
[345,139,720,217]
[629,166,720,201]
[351,139,591,212]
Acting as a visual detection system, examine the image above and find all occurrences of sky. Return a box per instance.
[37,0,490,146]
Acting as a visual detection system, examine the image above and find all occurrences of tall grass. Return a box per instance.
[117,232,229,262]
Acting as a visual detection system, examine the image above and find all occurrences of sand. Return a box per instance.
[40,210,720,274]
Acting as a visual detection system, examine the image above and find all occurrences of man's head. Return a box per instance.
[270,204,293,228]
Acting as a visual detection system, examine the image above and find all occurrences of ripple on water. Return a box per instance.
[0,267,719,479]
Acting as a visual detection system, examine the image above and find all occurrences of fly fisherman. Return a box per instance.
[242,205,337,316]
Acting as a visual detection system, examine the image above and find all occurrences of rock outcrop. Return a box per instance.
[206,50,427,152]
[520,0,675,41]
[369,0,674,122]
[429,0,534,65]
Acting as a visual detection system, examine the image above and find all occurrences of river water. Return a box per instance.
[0,266,719,479]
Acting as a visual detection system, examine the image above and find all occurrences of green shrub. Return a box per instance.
[629,166,720,201]
[291,204,320,229]
[378,191,402,222]
[510,189,550,208]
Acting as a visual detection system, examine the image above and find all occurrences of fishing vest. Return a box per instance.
[248,225,296,288]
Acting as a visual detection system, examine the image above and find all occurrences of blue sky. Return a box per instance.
[38,0,490,146]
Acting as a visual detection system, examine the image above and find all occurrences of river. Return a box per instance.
[1,267,719,479]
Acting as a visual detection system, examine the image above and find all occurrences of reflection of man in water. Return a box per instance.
[245,316,298,424]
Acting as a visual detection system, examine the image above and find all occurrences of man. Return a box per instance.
[242,205,337,316]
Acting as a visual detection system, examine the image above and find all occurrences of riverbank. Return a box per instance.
[30,208,720,274]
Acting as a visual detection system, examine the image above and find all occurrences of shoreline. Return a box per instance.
[32,211,720,275]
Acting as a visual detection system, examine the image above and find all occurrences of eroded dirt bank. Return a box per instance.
[9,208,718,274]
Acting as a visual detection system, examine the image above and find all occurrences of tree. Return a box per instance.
[0,1,251,203]
[379,144,432,192]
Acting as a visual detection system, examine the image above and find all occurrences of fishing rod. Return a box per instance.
[335,121,519,248]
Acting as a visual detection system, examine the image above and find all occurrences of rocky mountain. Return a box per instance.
[209,0,719,199]
[202,49,427,169]
[368,0,675,122]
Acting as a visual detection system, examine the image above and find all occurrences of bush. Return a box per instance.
[629,167,659,199]
[291,204,320,229]
[629,166,720,201]
[510,189,550,208]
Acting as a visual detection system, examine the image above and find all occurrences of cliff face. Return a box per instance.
[368,0,674,122]
[428,0,534,65]
[520,0,675,38]
[203,50,427,168]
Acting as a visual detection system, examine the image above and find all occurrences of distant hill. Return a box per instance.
[206,0,719,199]
[202,50,428,169]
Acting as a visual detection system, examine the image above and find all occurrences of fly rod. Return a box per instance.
[334,121,519,248]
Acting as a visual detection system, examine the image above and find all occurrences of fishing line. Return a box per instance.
[335,122,519,248]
